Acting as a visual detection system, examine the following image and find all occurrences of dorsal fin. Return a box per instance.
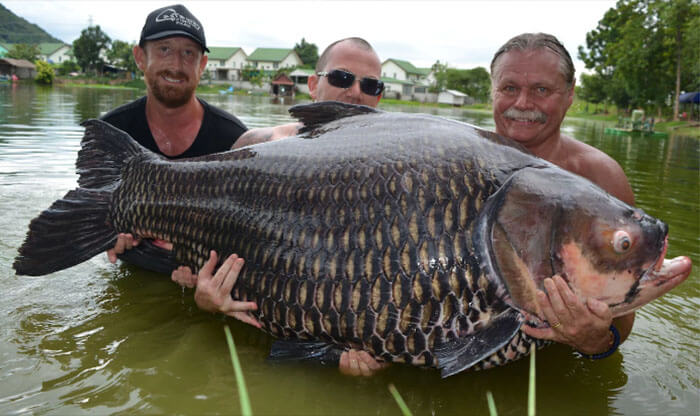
[288,101,379,136]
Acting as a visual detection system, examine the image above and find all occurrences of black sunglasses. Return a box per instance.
[317,69,384,96]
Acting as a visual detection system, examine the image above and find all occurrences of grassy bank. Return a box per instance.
[654,120,700,137]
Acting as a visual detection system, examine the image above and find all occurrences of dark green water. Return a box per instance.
[1,83,697,415]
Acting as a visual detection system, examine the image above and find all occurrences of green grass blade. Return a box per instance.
[388,383,413,416]
[528,343,536,416]
[224,326,253,416]
[486,391,498,416]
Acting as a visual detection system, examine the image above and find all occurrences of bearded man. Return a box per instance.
[102,4,248,278]
[101,4,246,159]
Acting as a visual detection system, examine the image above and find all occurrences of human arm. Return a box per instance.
[523,143,636,353]
[231,123,301,149]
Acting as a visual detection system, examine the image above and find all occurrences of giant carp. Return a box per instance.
[14,102,691,376]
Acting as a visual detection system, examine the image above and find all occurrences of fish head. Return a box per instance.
[479,166,692,321]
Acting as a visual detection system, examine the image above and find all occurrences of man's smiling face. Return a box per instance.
[491,49,574,148]
[136,36,207,108]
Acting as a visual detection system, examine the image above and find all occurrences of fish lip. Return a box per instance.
[642,256,692,287]
[641,237,668,283]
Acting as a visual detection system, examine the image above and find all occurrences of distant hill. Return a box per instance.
[0,3,63,44]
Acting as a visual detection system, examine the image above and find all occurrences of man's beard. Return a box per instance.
[148,70,196,108]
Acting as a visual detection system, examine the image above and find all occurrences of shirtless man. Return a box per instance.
[489,33,635,357]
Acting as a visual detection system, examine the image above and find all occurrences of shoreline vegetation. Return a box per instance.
[45,77,700,138]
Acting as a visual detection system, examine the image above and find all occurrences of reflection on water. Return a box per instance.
[0,83,697,415]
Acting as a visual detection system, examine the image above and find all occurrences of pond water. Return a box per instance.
[0,83,697,415]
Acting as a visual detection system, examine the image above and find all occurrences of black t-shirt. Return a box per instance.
[100,96,247,158]
[99,96,247,274]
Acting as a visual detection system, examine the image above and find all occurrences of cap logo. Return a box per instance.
[154,8,201,31]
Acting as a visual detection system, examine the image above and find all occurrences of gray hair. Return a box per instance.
[315,37,377,72]
[490,33,575,89]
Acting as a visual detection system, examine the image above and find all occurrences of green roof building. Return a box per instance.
[205,46,248,81]
[381,58,432,82]
[247,48,303,70]
[0,42,72,63]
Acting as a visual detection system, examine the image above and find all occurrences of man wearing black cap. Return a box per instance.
[101,4,246,158]
[102,5,252,320]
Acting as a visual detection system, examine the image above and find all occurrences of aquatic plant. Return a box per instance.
[225,326,253,416]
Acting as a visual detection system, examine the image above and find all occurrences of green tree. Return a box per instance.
[578,0,700,117]
[441,66,491,103]
[430,60,448,93]
[658,0,700,120]
[106,40,138,76]
[458,67,491,103]
[578,73,609,112]
[6,43,40,61]
[294,38,318,68]
[56,60,80,76]
[683,15,700,92]
[72,25,111,74]
[34,60,54,84]
[240,63,263,86]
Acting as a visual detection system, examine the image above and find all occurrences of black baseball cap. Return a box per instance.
[139,4,209,52]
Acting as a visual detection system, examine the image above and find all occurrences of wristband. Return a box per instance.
[578,325,620,360]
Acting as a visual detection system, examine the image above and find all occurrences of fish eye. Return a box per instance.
[612,230,632,253]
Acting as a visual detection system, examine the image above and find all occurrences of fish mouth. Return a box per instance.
[611,238,692,314]
[641,255,692,288]
[639,237,690,287]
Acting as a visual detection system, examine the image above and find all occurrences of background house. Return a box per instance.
[246,48,303,71]
[0,58,36,78]
[206,47,247,81]
[38,43,71,64]
[381,76,415,100]
[0,42,72,64]
[381,58,434,101]
[289,67,314,94]
[270,73,294,96]
[381,58,432,83]
[437,89,472,106]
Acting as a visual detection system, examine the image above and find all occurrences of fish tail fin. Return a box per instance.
[76,119,146,188]
[13,119,148,276]
[14,189,116,275]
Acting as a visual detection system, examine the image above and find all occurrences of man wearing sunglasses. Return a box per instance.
[111,37,388,376]
[232,37,383,148]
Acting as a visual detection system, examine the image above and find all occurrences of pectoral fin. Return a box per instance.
[268,340,344,366]
[434,308,522,378]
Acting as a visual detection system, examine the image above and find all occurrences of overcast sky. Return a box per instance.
[4,0,617,77]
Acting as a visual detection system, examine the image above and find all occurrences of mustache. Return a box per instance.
[503,108,547,123]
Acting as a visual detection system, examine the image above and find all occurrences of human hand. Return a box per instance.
[193,251,261,328]
[107,233,141,263]
[172,266,198,288]
[520,275,613,355]
[338,349,389,377]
